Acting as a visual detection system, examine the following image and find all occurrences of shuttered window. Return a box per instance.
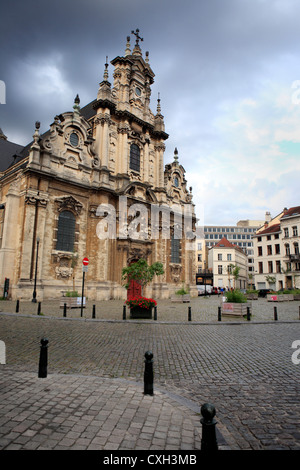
[130,144,140,172]
[56,210,75,252]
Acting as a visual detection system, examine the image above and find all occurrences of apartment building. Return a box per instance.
[252,206,300,290]
[203,217,265,283]
[207,237,248,289]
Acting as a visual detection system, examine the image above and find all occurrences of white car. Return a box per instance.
[197,285,212,296]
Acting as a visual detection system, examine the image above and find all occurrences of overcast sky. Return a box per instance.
[1,0,300,225]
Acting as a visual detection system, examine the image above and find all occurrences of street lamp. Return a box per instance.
[32,236,40,303]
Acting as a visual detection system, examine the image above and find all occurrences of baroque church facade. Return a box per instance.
[0,31,197,301]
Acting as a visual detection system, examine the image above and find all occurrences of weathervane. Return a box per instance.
[131,28,143,46]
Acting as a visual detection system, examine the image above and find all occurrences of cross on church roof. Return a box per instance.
[131,28,143,46]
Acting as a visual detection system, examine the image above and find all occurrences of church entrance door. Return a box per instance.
[126,259,142,299]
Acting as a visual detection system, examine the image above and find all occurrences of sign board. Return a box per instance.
[76,297,86,306]
[222,303,234,313]
[82,257,89,266]
[82,265,88,273]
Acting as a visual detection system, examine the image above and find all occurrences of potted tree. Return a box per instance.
[221,289,251,317]
[122,259,164,319]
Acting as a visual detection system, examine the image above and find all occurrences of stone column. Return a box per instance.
[0,183,21,287]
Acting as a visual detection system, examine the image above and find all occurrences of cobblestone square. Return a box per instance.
[0,296,300,450]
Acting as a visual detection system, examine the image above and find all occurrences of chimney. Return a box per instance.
[265,211,271,222]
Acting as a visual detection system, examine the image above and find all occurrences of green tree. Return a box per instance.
[122,259,164,295]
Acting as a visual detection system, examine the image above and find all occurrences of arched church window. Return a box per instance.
[174,176,179,187]
[56,210,76,252]
[130,144,140,172]
[171,235,181,264]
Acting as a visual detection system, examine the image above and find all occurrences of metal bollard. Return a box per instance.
[63,303,67,317]
[200,403,218,451]
[16,299,19,313]
[37,302,41,315]
[299,306,300,320]
[247,306,251,321]
[188,306,191,321]
[123,305,126,320]
[154,306,157,321]
[274,306,278,321]
[38,338,48,378]
[218,306,221,321]
[144,351,154,396]
[92,304,96,319]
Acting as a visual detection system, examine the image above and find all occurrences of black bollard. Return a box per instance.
[16,299,19,313]
[188,306,192,321]
[92,304,96,319]
[200,403,218,451]
[274,306,278,321]
[218,306,221,321]
[247,306,251,321]
[63,303,67,317]
[299,306,300,320]
[144,351,154,396]
[37,302,41,315]
[38,338,48,378]
[154,306,157,321]
[123,305,126,320]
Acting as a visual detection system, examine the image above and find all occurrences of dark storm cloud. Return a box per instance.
[1,0,300,223]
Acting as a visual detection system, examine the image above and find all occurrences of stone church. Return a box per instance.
[0,31,197,301]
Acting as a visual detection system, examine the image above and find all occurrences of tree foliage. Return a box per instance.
[122,259,164,290]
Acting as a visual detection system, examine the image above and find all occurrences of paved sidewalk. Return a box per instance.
[0,368,207,451]
[1,296,300,322]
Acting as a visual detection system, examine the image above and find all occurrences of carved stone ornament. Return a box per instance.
[55,266,73,279]
[55,195,83,215]
[170,263,182,283]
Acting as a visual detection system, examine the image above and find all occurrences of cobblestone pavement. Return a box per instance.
[0,296,300,451]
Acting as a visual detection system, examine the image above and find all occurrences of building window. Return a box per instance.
[198,254,202,262]
[129,144,140,172]
[284,227,289,238]
[56,210,76,252]
[197,243,202,250]
[285,244,290,256]
[276,260,281,273]
[267,245,272,255]
[293,226,298,237]
[218,265,222,274]
[295,242,299,255]
[69,132,79,147]
[218,253,222,260]
[275,244,280,254]
[268,261,273,273]
[171,236,180,264]
[227,254,231,261]
[258,246,263,256]
[258,262,263,273]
